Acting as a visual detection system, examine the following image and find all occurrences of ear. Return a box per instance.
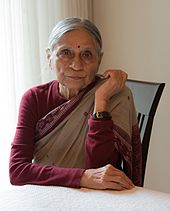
[46,48,52,68]
[98,52,104,66]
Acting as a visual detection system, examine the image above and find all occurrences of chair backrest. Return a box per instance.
[126,79,165,186]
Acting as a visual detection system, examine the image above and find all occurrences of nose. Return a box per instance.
[69,56,83,71]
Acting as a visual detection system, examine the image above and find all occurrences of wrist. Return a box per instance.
[80,170,89,188]
[94,99,109,113]
[92,111,112,120]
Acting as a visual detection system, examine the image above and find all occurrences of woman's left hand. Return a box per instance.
[94,69,128,112]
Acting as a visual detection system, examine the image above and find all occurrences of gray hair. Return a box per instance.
[48,17,102,55]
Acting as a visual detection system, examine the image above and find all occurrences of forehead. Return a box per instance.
[54,29,97,49]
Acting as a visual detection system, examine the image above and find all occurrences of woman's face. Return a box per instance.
[48,29,102,93]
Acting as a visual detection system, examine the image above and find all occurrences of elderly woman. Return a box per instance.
[9,17,142,190]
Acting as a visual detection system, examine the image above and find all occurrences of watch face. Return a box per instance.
[93,112,111,120]
[96,112,103,118]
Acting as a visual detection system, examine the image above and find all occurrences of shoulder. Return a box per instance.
[122,85,133,99]
[30,80,57,95]
[111,85,133,102]
[20,80,57,106]
[108,86,135,113]
[117,85,135,106]
[23,80,57,99]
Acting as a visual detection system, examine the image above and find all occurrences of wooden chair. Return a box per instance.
[126,79,165,186]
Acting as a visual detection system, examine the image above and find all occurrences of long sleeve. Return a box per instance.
[85,86,142,186]
[85,116,121,169]
[9,83,85,188]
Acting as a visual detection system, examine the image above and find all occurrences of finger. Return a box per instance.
[102,71,111,79]
[115,176,134,189]
[104,181,127,191]
[112,72,125,85]
[121,73,128,85]
[105,166,134,187]
[104,175,134,189]
[122,72,128,80]
[113,172,134,187]
[103,69,120,78]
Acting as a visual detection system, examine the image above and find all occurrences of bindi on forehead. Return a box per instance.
[77,45,80,48]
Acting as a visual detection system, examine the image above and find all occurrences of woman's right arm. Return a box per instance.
[9,89,85,188]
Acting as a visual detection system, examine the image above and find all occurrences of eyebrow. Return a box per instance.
[81,47,94,51]
[54,46,72,51]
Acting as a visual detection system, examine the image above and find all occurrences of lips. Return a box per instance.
[66,75,85,80]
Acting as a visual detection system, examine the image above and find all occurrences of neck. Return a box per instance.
[59,84,79,99]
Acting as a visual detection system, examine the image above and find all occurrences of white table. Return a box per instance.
[0,185,170,210]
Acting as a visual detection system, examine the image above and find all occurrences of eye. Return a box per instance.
[57,49,74,59]
[62,49,71,56]
[81,50,93,60]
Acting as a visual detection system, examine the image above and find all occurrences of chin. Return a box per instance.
[65,82,86,90]
[69,85,85,92]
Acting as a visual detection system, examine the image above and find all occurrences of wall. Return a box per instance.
[93,0,170,193]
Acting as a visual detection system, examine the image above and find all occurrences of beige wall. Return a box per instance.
[93,0,170,193]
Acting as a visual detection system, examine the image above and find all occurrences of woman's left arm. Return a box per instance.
[84,70,142,187]
[85,69,128,169]
[82,68,139,190]
[85,118,119,168]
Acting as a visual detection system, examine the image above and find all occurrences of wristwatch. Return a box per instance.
[92,111,112,120]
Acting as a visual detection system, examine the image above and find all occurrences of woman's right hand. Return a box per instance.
[80,164,134,190]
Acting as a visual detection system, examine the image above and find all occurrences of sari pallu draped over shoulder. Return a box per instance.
[33,76,142,186]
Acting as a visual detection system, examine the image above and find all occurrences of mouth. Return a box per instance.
[66,76,85,80]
